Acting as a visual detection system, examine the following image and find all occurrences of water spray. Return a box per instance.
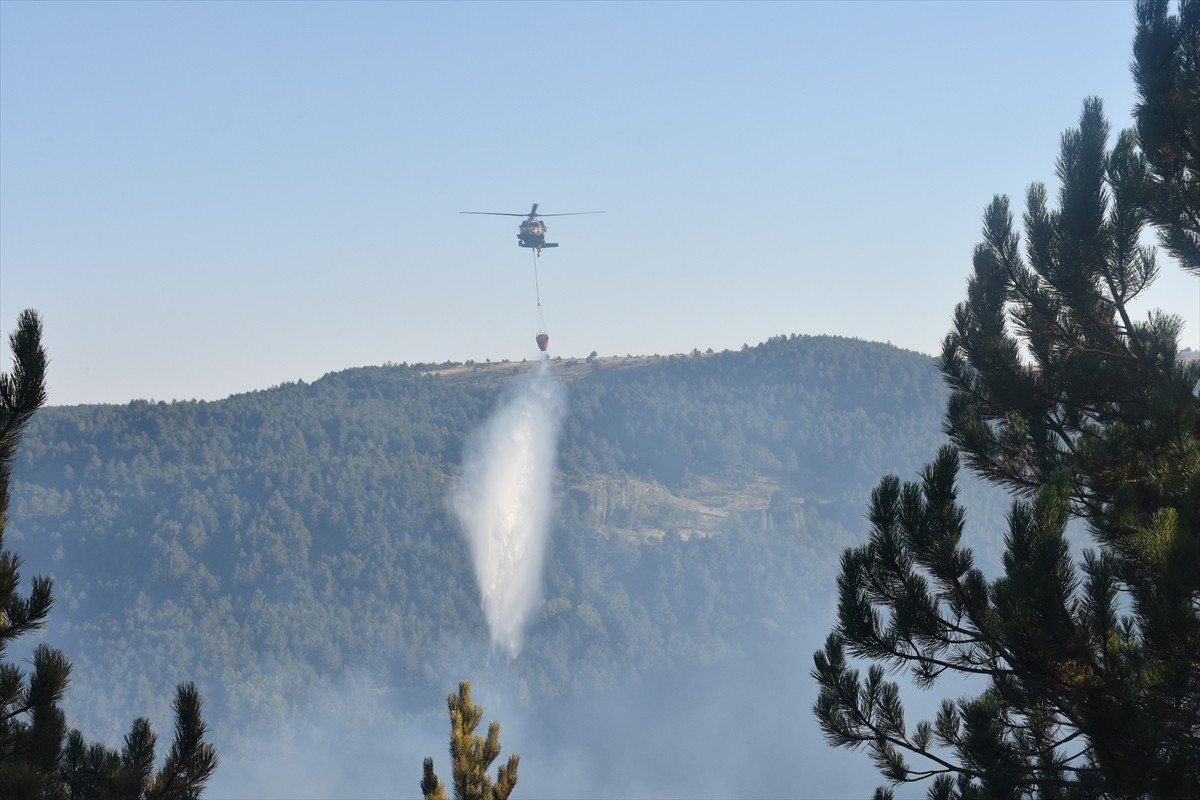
[450,358,566,658]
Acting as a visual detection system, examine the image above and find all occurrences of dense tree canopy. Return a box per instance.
[814,2,1200,797]
[5,334,984,746]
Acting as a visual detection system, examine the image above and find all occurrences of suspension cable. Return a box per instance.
[533,248,546,332]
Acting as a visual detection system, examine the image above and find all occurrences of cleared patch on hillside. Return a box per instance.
[561,473,815,543]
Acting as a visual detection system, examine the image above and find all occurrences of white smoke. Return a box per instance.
[450,358,566,658]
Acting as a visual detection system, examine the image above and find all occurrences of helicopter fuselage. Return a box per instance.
[518,218,558,250]
[462,204,599,254]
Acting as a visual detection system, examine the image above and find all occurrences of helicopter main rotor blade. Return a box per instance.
[460,208,605,217]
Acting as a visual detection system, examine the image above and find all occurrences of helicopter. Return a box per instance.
[461,203,603,255]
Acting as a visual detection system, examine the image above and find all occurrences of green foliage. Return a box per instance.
[0,311,217,799]
[422,681,518,800]
[0,310,67,797]
[814,8,1200,798]
[1133,0,1200,275]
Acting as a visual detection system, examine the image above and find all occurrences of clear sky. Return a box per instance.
[2,0,1197,406]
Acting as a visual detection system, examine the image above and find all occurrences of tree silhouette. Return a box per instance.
[813,4,1200,797]
[0,310,217,798]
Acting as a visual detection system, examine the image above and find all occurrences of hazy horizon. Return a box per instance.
[3,0,1196,406]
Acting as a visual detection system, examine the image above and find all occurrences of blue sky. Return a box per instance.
[2,0,1197,405]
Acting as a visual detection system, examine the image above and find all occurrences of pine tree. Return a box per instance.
[812,3,1200,798]
[421,681,519,800]
[1133,0,1200,275]
[0,310,217,799]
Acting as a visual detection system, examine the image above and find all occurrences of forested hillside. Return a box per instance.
[7,334,1004,793]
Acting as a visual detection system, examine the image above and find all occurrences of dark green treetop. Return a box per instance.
[813,3,1200,798]
[1133,0,1200,275]
[0,310,217,799]
[0,310,66,795]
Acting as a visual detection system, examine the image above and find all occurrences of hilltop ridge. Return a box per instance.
[8,333,1007,759]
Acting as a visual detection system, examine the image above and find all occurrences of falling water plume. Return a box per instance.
[450,357,566,658]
